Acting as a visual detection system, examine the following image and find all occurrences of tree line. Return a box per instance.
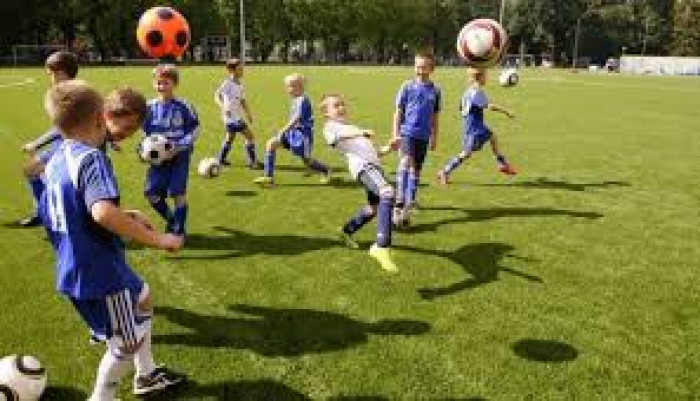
[0,0,698,65]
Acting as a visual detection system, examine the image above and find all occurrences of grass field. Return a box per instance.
[0,65,699,400]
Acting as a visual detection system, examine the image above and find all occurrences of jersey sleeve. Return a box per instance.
[471,89,489,108]
[141,102,157,135]
[33,128,62,149]
[79,151,120,209]
[173,101,200,147]
[395,82,409,110]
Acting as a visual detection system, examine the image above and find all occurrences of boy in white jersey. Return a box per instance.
[40,80,185,400]
[214,58,262,168]
[320,94,398,273]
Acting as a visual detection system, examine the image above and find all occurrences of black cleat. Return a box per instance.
[133,366,186,396]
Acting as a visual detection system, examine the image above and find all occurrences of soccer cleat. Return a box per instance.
[253,176,274,186]
[19,213,41,227]
[498,163,517,175]
[369,244,398,273]
[220,160,232,166]
[437,170,450,186]
[338,229,360,249]
[133,366,186,396]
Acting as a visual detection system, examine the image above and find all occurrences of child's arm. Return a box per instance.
[278,114,300,134]
[488,104,515,119]
[91,201,182,251]
[172,102,200,149]
[390,108,402,148]
[430,112,439,151]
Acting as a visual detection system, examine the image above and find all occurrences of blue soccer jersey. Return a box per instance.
[461,86,490,136]
[291,95,314,136]
[396,80,441,141]
[142,98,199,147]
[40,139,142,300]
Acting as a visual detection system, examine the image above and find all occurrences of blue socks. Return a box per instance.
[376,197,394,247]
[343,207,374,235]
[407,173,419,206]
[264,151,275,177]
[149,198,173,223]
[172,204,188,236]
[245,143,257,165]
[218,140,232,163]
[305,158,329,174]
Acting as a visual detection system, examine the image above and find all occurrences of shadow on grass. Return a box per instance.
[42,386,88,400]
[512,339,578,363]
[144,379,399,401]
[394,242,543,300]
[225,190,257,197]
[168,226,341,260]
[473,177,630,192]
[154,304,430,357]
[405,206,603,234]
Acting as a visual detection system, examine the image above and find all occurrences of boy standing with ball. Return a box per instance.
[40,80,185,401]
[142,64,199,237]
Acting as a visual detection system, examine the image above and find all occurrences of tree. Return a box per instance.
[671,0,700,56]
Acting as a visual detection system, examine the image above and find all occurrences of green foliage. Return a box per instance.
[672,0,700,56]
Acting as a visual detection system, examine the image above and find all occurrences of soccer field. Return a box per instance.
[0,66,699,400]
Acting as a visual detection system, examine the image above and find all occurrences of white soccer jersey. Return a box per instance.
[323,120,380,179]
[215,78,246,123]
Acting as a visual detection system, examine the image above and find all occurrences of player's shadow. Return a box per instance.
[154,304,430,356]
[406,206,603,234]
[224,190,257,197]
[474,177,630,192]
[169,226,341,260]
[512,339,578,363]
[282,178,360,189]
[394,242,543,300]
[42,386,88,400]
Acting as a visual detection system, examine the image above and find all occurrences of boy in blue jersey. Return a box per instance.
[214,58,262,168]
[389,52,441,226]
[40,80,185,401]
[19,51,79,227]
[253,73,331,186]
[321,94,398,273]
[437,68,516,185]
[142,64,199,236]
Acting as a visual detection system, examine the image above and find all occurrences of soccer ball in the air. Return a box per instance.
[499,68,519,87]
[456,18,508,68]
[0,355,47,401]
[138,134,175,165]
[136,6,190,61]
[197,157,221,178]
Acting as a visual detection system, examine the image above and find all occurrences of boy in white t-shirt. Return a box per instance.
[320,94,398,273]
[214,58,262,168]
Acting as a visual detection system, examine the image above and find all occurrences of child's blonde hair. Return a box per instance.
[44,80,103,136]
[319,94,342,115]
[284,73,305,87]
[467,67,486,81]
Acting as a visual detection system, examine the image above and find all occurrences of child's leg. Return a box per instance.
[395,153,412,210]
[241,128,260,167]
[375,185,395,247]
[263,136,281,178]
[19,157,46,225]
[89,346,133,401]
[171,195,188,236]
[217,131,234,165]
[343,205,376,236]
[169,150,191,235]
[489,133,517,174]
[303,157,330,175]
[441,150,471,176]
[406,139,428,208]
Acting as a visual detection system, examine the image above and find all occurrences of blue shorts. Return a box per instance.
[71,282,150,350]
[279,128,311,159]
[37,140,61,165]
[226,120,248,134]
[463,129,492,152]
[400,136,429,171]
[145,148,192,198]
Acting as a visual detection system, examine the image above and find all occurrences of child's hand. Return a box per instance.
[159,233,184,252]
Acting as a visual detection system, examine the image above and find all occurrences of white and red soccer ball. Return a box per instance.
[456,18,508,69]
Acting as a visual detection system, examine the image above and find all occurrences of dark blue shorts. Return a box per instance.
[145,148,192,197]
[226,120,248,134]
[71,281,149,350]
[400,136,429,171]
[279,128,311,159]
[463,128,492,152]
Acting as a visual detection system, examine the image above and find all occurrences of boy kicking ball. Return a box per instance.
[320,94,398,273]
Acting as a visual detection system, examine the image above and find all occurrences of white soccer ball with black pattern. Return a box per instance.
[138,134,175,165]
[456,18,508,69]
[197,157,221,178]
[499,68,519,87]
[0,355,47,401]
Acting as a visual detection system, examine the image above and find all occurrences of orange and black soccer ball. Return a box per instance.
[136,6,190,61]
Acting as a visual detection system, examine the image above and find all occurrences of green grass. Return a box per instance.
[0,66,699,400]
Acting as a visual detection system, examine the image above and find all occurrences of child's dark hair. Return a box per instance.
[225,58,241,70]
[153,64,179,85]
[105,88,149,124]
[45,51,79,79]
[415,49,436,65]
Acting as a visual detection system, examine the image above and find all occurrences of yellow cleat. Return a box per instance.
[253,176,274,186]
[369,244,398,273]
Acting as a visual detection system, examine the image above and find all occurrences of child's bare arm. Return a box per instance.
[489,104,515,118]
